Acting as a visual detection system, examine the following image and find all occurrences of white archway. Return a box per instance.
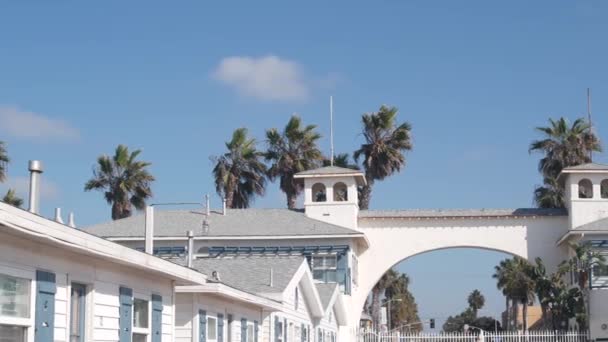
[348,214,570,330]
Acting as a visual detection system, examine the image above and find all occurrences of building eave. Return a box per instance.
[0,203,207,285]
[175,283,283,311]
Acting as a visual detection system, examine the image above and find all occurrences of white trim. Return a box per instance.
[176,283,283,311]
[0,203,207,285]
[0,266,35,342]
[106,233,365,241]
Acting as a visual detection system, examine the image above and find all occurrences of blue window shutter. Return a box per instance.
[151,294,162,342]
[240,318,247,342]
[217,314,224,342]
[284,319,288,342]
[35,270,56,342]
[199,310,207,342]
[118,287,133,342]
[254,321,259,342]
[274,316,280,342]
[301,324,306,342]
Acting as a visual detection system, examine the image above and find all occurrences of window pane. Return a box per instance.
[325,270,337,283]
[312,257,324,269]
[247,325,254,342]
[313,270,325,280]
[324,256,337,268]
[207,317,217,340]
[0,325,25,342]
[0,274,30,319]
[133,333,147,342]
[133,299,149,329]
[70,284,86,342]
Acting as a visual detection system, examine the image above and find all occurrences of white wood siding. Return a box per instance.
[0,232,177,342]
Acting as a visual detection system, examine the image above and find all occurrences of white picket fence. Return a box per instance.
[357,330,589,342]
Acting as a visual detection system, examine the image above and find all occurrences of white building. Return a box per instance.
[86,164,608,340]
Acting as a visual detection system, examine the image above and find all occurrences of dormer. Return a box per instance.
[294,166,366,229]
[561,163,608,229]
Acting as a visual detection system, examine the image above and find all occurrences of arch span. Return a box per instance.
[348,215,569,330]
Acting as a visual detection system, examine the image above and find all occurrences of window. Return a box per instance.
[247,323,255,342]
[207,316,217,341]
[0,272,31,339]
[333,182,348,201]
[602,180,608,198]
[312,255,337,282]
[69,283,87,342]
[276,320,284,342]
[312,183,327,202]
[578,179,593,199]
[302,326,307,342]
[133,298,149,341]
[295,287,299,311]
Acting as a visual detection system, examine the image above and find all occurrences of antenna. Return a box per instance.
[330,96,334,166]
[588,88,593,162]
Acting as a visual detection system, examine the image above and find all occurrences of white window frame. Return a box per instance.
[312,254,338,283]
[132,296,151,341]
[0,265,35,342]
[66,274,94,342]
[207,314,218,342]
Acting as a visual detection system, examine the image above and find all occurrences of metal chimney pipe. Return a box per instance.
[145,206,154,254]
[27,160,43,214]
[68,212,76,228]
[187,230,194,268]
[222,198,226,216]
[269,268,274,287]
[205,194,210,216]
[54,208,64,224]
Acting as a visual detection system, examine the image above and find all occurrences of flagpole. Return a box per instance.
[330,96,334,166]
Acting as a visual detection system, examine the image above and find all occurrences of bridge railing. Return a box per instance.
[356,330,590,342]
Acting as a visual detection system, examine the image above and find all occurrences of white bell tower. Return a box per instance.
[294,166,366,229]
[561,163,608,229]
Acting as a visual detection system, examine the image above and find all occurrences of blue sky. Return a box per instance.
[1,1,607,329]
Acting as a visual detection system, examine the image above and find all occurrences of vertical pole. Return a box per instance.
[330,96,334,166]
[588,88,593,162]
[145,206,154,254]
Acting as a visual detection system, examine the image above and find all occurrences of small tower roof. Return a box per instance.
[561,163,608,172]
[294,166,366,185]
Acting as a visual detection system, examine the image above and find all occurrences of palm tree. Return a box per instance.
[494,259,515,330]
[85,144,155,220]
[2,189,23,207]
[265,115,323,209]
[354,105,413,209]
[370,269,398,330]
[467,289,485,318]
[0,141,9,182]
[529,117,601,207]
[323,153,359,170]
[494,257,536,331]
[212,128,267,209]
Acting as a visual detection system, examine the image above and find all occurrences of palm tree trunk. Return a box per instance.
[371,288,381,331]
[359,179,373,210]
[522,301,528,331]
[512,300,519,330]
[286,192,297,209]
[505,296,510,330]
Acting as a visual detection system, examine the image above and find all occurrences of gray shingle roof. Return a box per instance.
[295,166,363,176]
[184,256,305,298]
[358,208,568,218]
[315,283,338,311]
[562,163,608,171]
[84,208,363,238]
[572,217,608,231]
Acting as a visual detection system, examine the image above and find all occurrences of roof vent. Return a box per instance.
[54,208,64,224]
[68,212,76,228]
[269,267,274,287]
[211,270,221,282]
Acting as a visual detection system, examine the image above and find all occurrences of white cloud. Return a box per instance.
[0,106,80,141]
[212,55,310,102]
[0,176,59,200]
